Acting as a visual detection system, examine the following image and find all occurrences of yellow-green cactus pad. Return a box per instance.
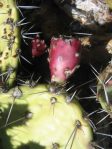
[0,0,20,87]
[0,84,93,149]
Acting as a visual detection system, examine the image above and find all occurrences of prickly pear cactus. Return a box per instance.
[0,84,93,149]
[97,63,112,117]
[0,0,20,87]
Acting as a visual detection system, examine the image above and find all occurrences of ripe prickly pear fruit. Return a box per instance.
[49,37,81,83]
[97,63,112,117]
[0,84,93,149]
[0,0,20,87]
[32,35,47,57]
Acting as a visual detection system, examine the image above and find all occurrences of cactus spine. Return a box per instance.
[0,0,20,87]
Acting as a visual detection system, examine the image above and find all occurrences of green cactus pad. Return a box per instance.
[0,84,93,149]
[0,0,20,87]
[97,63,112,117]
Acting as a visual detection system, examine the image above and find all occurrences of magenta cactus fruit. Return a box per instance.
[49,36,81,83]
[32,35,47,57]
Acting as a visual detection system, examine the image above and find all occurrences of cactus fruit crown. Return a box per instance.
[0,84,94,149]
[0,0,20,87]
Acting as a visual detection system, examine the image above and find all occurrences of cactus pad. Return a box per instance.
[0,84,93,149]
[97,63,112,117]
[0,0,20,87]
